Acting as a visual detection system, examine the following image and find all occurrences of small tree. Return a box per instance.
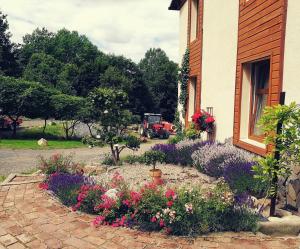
[88,87,140,164]
[51,94,84,139]
[0,76,44,136]
[143,150,166,171]
[253,102,300,216]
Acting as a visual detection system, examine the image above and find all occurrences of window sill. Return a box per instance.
[240,138,266,149]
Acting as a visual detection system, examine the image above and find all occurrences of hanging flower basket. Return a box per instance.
[191,110,215,133]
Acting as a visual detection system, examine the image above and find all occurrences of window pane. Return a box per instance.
[253,94,268,136]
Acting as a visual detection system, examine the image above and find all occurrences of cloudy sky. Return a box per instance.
[0,0,179,63]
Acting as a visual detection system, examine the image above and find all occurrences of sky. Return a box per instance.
[0,0,179,63]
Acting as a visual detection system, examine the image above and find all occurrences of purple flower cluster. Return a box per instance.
[48,173,93,194]
[151,140,210,166]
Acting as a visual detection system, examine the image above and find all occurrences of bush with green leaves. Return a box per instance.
[122,155,145,164]
[39,153,83,175]
[143,150,166,170]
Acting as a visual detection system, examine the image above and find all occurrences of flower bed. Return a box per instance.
[40,171,259,236]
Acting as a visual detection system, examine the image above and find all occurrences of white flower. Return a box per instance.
[163,208,171,214]
[185,203,193,214]
[105,189,118,200]
[96,135,100,139]
[104,110,108,114]
[156,212,161,219]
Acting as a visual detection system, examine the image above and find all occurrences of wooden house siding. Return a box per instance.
[233,0,288,155]
[185,0,203,125]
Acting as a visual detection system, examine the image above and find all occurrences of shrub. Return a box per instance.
[123,155,145,164]
[102,154,118,166]
[223,161,267,197]
[192,143,254,177]
[143,151,166,170]
[168,134,185,144]
[48,173,91,206]
[39,154,83,175]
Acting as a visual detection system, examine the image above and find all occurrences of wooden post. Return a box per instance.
[270,92,285,217]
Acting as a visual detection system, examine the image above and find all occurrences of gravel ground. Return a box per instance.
[95,164,216,190]
[0,140,166,176]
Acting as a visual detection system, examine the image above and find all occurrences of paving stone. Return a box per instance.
[0,234,17,246]
[84,235,106,246]
[16,233,33,244]
[7,242,26,249]
[64,236,96,249]
[45,238,63,249]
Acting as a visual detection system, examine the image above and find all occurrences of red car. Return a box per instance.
[0,116,23,130]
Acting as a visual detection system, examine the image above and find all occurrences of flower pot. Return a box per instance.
[149,169,162,185]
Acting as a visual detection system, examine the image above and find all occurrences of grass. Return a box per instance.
[17,124,66,139]
[0,175,6,183]
[0,139,86,150]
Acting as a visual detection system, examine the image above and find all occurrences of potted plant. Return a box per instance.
[143,150,166,184]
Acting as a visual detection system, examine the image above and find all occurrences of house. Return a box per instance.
[169,0,300,155]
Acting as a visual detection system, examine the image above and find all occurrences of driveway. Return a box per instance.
[0,141,163,176]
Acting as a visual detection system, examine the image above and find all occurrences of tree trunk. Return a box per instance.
[110,144,118,165]
[42,119,47,134]
[12,120,17,138]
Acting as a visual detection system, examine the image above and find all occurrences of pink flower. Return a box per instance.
[95,194,116,210]
[159,219,165,228]
[165,189,176,199]
[130,191,142,204]
[167,201,174,207]
[122,199,131,207]
[150,217,157,223]
[38,182,49,190]
[93,216,106,226]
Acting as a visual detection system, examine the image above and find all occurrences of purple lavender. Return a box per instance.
[48,173,93,194]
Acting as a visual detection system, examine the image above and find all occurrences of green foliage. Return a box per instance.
[253,103,300,198]
[178,49,190,119]
[0,11,20,76]
[122,155,145,164]
[102,154,118,166]
[23,53,62,87]
[51,94,85,139]
[38,154,83,175]
[0,76,54,136]
[185,123,201,140]
[168,134,185,144]
[139,48,178,121]
[89,87,140,164]
[143,150,166,169]
[0,175,6,183]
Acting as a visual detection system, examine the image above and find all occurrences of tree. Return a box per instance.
[57,63,79,95]
[51,94,85,139]
[23,53,62,87]
[139,48,178,121]
[99,66,132,92]
[20,28,55,66]
[88,88,140,164]
[0,11,20,76]
[0,76,45,136]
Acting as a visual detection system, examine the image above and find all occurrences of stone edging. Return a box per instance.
[0,173,43,186]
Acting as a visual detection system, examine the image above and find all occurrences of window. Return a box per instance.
[239,58,270,146]
[188,77,197,120]
[249,60,270,138]
[190,0,199,42]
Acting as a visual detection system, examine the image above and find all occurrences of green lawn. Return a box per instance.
[0,139,86,150]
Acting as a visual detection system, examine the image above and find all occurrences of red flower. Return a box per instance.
[205,116,215,124]
[165,189,176,199]
[122,199,131,207]
[167,201,174,207]
[192,113,202,123]
[159,219,165,228]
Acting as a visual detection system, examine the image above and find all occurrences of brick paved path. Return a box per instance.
[0,176,300,249]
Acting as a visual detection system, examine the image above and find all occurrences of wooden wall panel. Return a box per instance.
[185,0,203,125]
[233,0,288,155]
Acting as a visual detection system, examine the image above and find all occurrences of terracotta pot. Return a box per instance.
[149,169,162,185]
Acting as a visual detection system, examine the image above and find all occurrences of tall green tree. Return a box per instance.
[139,48,178,121]
[0,12,20,76]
